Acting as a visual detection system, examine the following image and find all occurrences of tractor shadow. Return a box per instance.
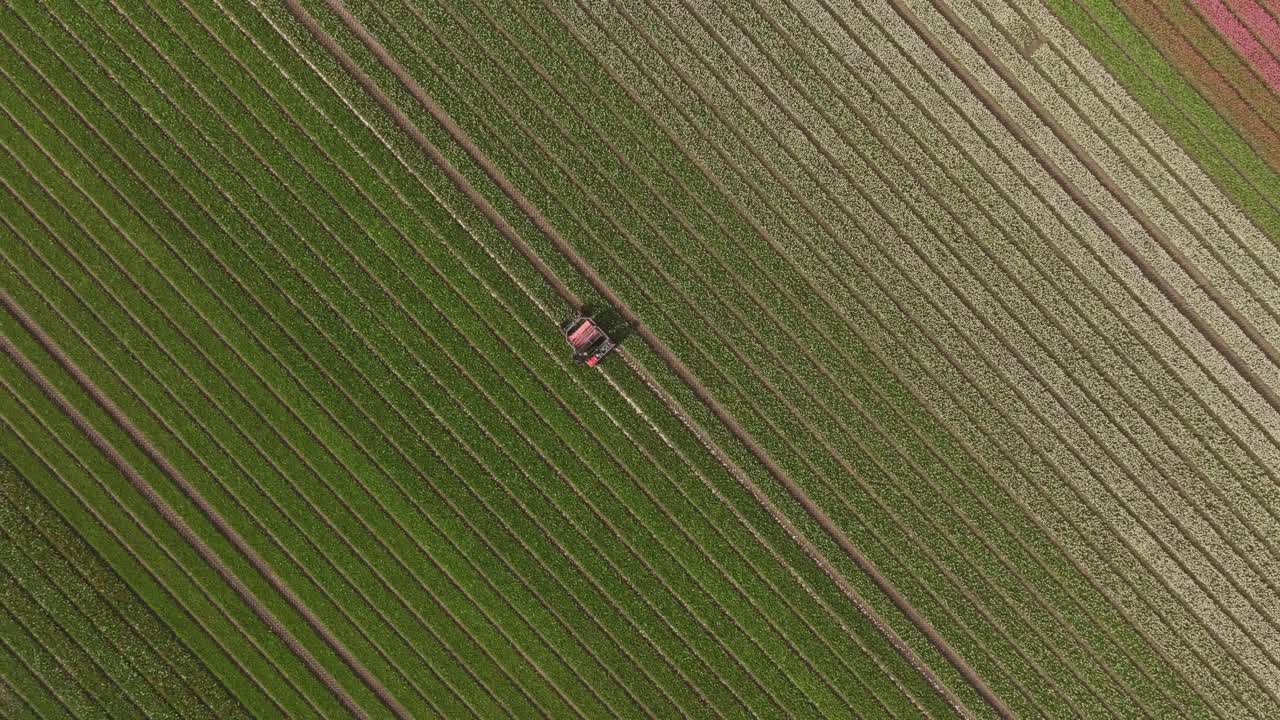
[579,304,635,345]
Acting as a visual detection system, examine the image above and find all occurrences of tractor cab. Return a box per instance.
[562,316,617,367]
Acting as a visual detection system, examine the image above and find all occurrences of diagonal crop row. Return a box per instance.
[890,0,1280,696]
[762,1,1274,707]
[5,4,701,712]
[632,0,1280,686]
[696,0,1280,702]
[0,472,210,719]
[0,18,691,717]
[1050,0,1280,275]
[953,0,1280,394]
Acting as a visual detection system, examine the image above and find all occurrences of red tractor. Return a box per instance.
[562,316,617,367]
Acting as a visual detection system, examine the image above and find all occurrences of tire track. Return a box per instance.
[1,292,404,720]
[412,11,943,710]
[982,0,1280,458]
[540,2,1198,702]
[432,0,1228,707]
[280,7,832,719]
[819,0,1280,561]
[284,0,1003,714]
[893,0,1280,652]
[620,356,947,719]
[884,0,1280,702]
[350,0,1280,702]
[793,0,1280,696]
[629,0,1208,707]
[981,0,1280,364]
[641,0,1280,644]
[0,81,477,715]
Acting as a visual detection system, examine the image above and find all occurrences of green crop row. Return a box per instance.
[1,0,948,717]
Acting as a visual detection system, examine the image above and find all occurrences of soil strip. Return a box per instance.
[283,0,1008,715]
[1,290,404,720]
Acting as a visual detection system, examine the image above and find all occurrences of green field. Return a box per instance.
[3,0,1278,717]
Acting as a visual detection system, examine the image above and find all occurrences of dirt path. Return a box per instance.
[283,0,1012,715]
[889,0,1280,419]
[0,291,405,720]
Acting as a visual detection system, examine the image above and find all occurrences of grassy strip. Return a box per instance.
[0,457,249,720]
[1049,0,1280,244]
